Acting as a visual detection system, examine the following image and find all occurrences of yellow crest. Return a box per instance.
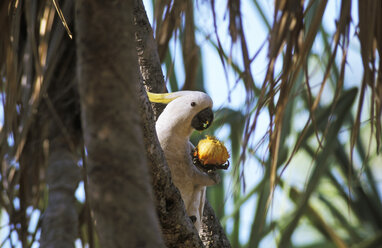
[146,91,181,104]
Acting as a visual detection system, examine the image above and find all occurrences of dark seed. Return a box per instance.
[166,198,174,211]
[190,215,197,223]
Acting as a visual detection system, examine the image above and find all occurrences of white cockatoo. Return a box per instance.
[147,90,219,232]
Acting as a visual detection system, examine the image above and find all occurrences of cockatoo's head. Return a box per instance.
[147,91,214,136]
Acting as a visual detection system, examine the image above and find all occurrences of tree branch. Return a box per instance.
[39,1,82,246]
[40,141,80,248]
[134,0,167,117]
[134,2,204,247]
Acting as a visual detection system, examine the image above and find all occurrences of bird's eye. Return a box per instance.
[191,102,196,107]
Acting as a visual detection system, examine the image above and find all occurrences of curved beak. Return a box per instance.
[191,108,214,131]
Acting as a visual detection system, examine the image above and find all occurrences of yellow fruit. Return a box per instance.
[194,136,230,165]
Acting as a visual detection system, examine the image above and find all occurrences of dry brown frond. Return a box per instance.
[353,0,382,154]
[155,0,187,62]
[228,0,256,96]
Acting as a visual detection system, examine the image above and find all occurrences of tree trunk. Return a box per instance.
[75,0,165,247]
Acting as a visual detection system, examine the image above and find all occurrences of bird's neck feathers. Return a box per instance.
[156,111,194,139]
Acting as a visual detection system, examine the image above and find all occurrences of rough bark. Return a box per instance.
[134,1,231,247]
[201,201,232,248]
[75,1,165,247]
[134,0,167,118]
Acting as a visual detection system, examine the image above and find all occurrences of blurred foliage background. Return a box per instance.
[1,0,382,247]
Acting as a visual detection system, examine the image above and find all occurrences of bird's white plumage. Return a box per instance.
[150,91,218,232]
